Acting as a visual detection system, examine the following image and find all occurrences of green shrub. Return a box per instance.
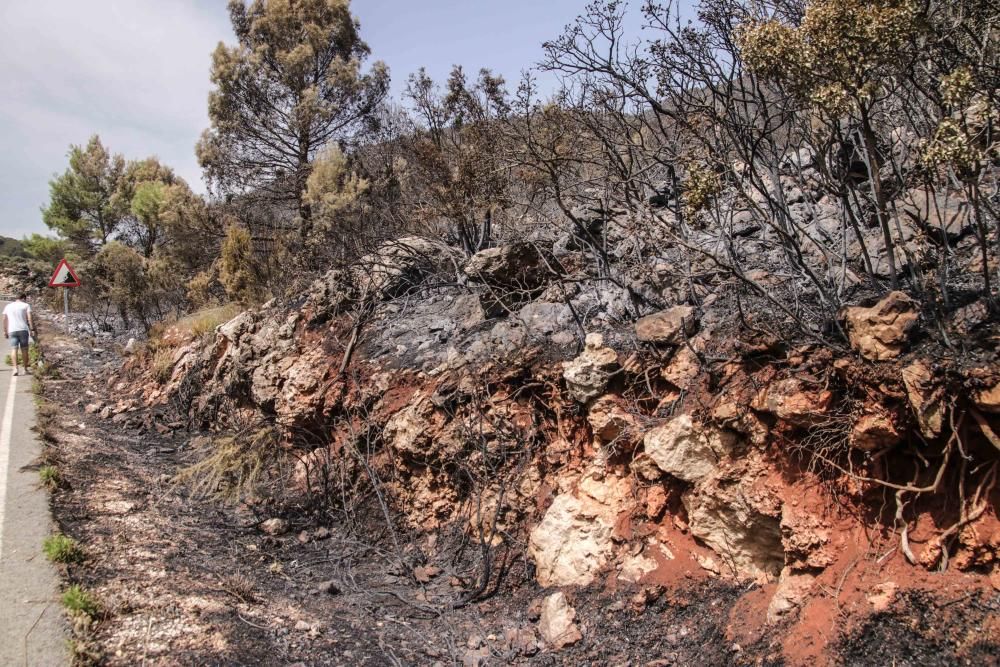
[61,585,99,618]
[39,466,60,490]
[44,534,83,563]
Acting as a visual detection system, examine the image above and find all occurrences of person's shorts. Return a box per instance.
[8,331,29,349]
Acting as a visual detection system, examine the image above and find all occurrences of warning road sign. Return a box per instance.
[49,259,81,288]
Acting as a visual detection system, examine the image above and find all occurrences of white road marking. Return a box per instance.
[0,372,17,558]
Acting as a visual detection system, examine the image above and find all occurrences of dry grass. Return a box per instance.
[151,303,242,344]
[144,303,242,384]
[151,347,177,384]
[173,425,284,503]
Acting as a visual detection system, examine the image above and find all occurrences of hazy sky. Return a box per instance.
[0,0,672,239]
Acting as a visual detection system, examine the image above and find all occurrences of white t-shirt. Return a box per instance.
[3,301,31,333]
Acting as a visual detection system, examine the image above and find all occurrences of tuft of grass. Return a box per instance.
[39,465,61,490]
[173,425,283,503]
[67,638,101,666]
[186,303,242,338]
[62,584,99,618]
[151,347,176,384]
[33,399,60,444]
[44,533,83,564]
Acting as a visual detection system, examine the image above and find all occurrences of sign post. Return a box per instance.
[49,259,82,332]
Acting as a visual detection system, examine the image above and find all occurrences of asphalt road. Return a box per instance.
[0,302,67,665]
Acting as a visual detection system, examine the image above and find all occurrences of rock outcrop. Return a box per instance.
[843,291,919,361]
[643,415,737,484]
[635,305,697,345]
[562,333,619,403]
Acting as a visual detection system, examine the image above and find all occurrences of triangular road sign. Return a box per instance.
[49,258,81,288]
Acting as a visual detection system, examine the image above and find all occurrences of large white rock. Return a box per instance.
[528,474,627,587]
[643,415,738,484]
[538,592,582,650]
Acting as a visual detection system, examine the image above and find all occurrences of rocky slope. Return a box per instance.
[109,183,1000,662]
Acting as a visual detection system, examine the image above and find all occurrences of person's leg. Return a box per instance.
[9,335,20,375]
[20,337,30,373]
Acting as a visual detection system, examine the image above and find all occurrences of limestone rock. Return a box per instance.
[867,582,898,613]
[850,410,901,451]
[902,361,944,439]
[643,415,738,484]
[383,398,437,458]
[684,469,784,582]
[587,395,637,445]
[122,338,138,356]
[635,306,697,345]
[629,453,663,482]
[661,342,701,389]
[899,189,972,245]
[843,291,919,361]
[751,377,833,427]
[538,592,582,650]
[766,568,816,623]
[355,236,449,299]
[528,474,627,587]
[563,333,619,403]
[780,507,835,570]
[464,242,548,289]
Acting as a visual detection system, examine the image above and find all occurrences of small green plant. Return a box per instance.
[61,585,99,618]
[39,465,60,490]
[44,533,83,564]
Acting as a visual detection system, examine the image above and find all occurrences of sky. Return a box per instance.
[0,0,681,239]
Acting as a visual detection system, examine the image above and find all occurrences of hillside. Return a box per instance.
[16,0,1000,664]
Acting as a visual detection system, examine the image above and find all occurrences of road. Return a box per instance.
[0,301,67,666]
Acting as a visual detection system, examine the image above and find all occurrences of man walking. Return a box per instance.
[3,292,36,376]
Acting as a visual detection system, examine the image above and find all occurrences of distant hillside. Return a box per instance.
[0,236,26,258]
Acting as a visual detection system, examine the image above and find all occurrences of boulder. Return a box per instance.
[683,466,784,582]
[635,306,697,345]
[902,361,944,439]
[899,189,972,245]
[850,411,901,451]
[355,236,449,300]
[463,242,549,289]
[643,415,738,484]
[660,340,702,389]
[122,338,138,356]
[538,592,582,650]
[843,291,919,361]
[563,333,619,403]
[751,377,833,427]
[528,474,628,587]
